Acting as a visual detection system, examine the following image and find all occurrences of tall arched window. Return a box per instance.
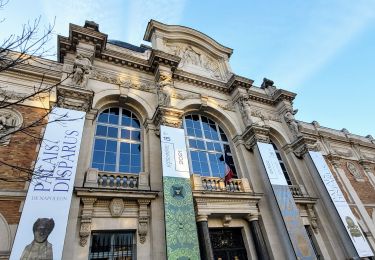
[91,107,141,173]
[183,114,237,178]
[271,141,292,185]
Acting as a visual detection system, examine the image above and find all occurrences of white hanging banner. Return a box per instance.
[309,151,374,257]
[10,107,86,260]
[258,142,316,260]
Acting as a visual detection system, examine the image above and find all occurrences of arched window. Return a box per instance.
[271,141,292,185]
[183,114,237,178]
[91,107,141,173]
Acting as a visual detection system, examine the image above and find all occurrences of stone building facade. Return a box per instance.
[0,20,374,260]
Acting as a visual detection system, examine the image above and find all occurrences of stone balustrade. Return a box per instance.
[84,168,150,190]
[288,184,307,197]
[191,174,252,192]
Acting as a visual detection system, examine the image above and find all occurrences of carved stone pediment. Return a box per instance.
[163,41,229,81]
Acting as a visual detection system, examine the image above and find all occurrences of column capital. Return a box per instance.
[151,106,184,134]
[56,85,94,112]
[291,135,319,159]
[359,159,375,172]
[327,154,342,168]
[241,124,270,151]
[196,214,209,222]
[245,211,260,222]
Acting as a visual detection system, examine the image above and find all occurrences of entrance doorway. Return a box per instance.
[209,228,248,260]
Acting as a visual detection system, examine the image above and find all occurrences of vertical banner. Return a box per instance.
[10,107,86,260]
[160,125,200,260]
[309,151,374,257]
[258,142,316,260]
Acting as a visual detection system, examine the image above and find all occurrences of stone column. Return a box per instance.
[196,215,214,260]
[245,213,270,260]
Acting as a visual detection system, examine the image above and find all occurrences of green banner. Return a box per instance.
[160,125,200,260]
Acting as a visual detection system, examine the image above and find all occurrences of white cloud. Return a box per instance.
[266,1,375,90]
[126,0,186,45]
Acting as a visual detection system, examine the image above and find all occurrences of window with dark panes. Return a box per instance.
[92,108,141,173]
[271,141,292,185]
[183,114,237,178]
[89,231,136,260]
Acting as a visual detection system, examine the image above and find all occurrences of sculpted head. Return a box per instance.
[32,218,55,243]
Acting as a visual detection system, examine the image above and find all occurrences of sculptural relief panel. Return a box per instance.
[164,41,228,81]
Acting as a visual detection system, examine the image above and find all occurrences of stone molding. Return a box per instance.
[241,124,271,150]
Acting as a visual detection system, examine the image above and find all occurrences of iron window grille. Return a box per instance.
[89,231,136,260]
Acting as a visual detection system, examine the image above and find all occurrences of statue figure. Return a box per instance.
[157,72,174,106]
[239,97,252,126]
[261,78,274,89]
[284,109,300,137]
[182,45,201,66]
[71,54,92,88]
[21,218,55,260]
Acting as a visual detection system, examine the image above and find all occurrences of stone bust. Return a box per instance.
[21,218,55,260]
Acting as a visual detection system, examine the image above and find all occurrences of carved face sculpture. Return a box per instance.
[33,218,55,243]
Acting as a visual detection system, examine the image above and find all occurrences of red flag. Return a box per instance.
[219,149,236,184]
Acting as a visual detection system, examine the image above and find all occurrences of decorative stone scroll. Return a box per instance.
[138,199,151,244]
[79,197,97,247]
[0,108,23,146]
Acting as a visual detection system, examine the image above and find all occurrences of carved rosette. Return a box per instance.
[79,197,97,247]
[241,124,270,150]
[152,106,184,133]
[138,199,151,244]
[291,136,318,159]
[56,86,94,112]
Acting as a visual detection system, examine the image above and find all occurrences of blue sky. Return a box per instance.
[1,0,374,136]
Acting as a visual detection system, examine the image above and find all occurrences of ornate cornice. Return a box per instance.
[227,74,253,94]
[241,124,271,150]
[291,135,318,159]
[58,21,108,63]
[149,49,181,70]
